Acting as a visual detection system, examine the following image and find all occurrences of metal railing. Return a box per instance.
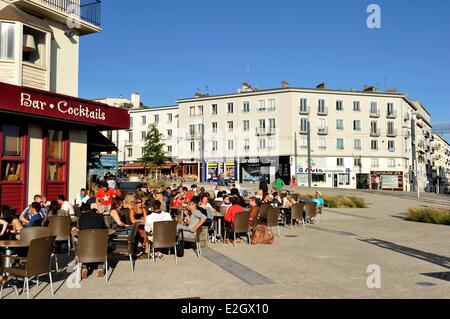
[42,0,101,27]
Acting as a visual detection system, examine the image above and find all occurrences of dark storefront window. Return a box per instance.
[43,129,68,199]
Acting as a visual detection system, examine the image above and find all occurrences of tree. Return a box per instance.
[141,124,167,179]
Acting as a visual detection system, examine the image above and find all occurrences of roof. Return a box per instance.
[130,105,178,113]
[0,5,52,33]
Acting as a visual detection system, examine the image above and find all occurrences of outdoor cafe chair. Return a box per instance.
[114,223,138,272]
[150,220,178,264]
[290,203,305,229]
[179,225,203,258]
[1,236,56,299]
[305,202,318,226]
[266,207,281,237]
[76,229,109,286]
[19,227,51,244]
[48,216,72,272]
[225,211,251,247]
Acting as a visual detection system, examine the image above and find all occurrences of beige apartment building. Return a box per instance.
[431,133,450,193]
[177,82,437,191]
[0,0,129,209]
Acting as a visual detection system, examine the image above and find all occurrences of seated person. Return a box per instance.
[19,195,47,226]
[144,200,172,259]
[57,195,75,221]
[311,191,325,214]
[77,204,107,279]
[224,197,244,243]
[177,201,206,243]
[248,197,260,230]
[106,199,130,235]
[0,219,8,239]
[27,202,44,227]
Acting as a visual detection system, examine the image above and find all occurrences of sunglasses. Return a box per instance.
[136,201,142,204]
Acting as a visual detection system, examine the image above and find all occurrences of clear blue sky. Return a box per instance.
[79,0,450,130]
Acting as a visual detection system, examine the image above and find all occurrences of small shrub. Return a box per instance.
[406,207,450,225]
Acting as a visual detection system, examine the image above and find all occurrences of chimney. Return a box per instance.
[386,88,397,93]
[281,80,289,88]
[131,93,141,109]
[316,82,327,89]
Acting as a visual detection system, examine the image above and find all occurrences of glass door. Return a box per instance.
[43,129,68,201]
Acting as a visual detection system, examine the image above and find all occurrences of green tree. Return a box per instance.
[141,124,167,178]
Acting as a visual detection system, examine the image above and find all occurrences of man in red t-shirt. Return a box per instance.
[183,187,193,203]
[95,182,116,212]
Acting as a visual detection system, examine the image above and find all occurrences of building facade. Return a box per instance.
[0,0,129,209]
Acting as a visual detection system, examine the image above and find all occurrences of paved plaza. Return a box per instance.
[2,186,449,299]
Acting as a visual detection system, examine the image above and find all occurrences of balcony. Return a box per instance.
[256,128,276,136]
[387,111,397,119]
[299,106,310,115]
[12,0,102,34]
[299,128,308,135]
[186,133,202,140]
[370,129,380,137]
[387,129,397,137]
[317,107,328,116]
[317,127,328,135]
[370,110,380,118]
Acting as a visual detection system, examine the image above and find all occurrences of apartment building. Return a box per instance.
[431,133,450,193]
[177,82,435,191]
[97,94,179,175]
[0,0,129,209]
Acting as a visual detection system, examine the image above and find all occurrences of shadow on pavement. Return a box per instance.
[357,238,450,269]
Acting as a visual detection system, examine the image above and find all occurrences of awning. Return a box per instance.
[87,130,117,153]
[119,164,145,171]
[160,163,177,169]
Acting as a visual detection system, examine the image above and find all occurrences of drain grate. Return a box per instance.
[421,271,450,282]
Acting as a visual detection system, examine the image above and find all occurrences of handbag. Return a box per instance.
[176,241,184,257]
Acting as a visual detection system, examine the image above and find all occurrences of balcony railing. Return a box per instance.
[42,0,102,27]
[370,129,381,137]
[387,111,397,119]
[256,128,276,136]
[317,127,328,135]
[317,107,328,116]
[370,110,380,118]
[387,129,397,137]
[299,106,310,115]
[186,132,202,140]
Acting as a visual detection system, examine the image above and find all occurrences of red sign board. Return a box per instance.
[0,82,130,130]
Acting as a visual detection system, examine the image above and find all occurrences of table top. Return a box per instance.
[0,240,29,248]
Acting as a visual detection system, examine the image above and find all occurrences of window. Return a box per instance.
[167,129,172,138]
[336,119,344,130]
[300,118,308,132]
[141,147,145,156]
[354,139,362,150]
[370,102,378,114]
[189,106,195,116]
[168,113,173,123]
[353,120,361,131]
[371,158,379,167]
[299,138,308,149]
[336,100,343,111]
[227,121,234,132]
[0,22,15,60]
[228,140,234,150]
[212,104,218,115]
[259,139,266,150]
[387,121,395,135]
[167,146,172,153]
[1,125,24,182]
[257,100,266,111]
[299,98,308,113]
[336,138,344,150]
[259,119,266,129]
[353,101,360,112]
[190,141,195,152]
[227,103,234,114]
[212,140,218,151]
[317,100,326,113]
[22,26,46,67]
[354,158,361,167]
[268,99,276,111]
[45,130,67,183]
[318,118,327,129]
[127,148,132,157]
[141,116,146,125]
[268,119,276,129]
[243,101,250,112]
[268,138,276,149]
[337,158,344,166]
[371,140,378,150]
[371,121,378,133]
[197,105,204,115]
[388,159,396,168]
[130,117,133,128]
[141,131,146,140]
[212,122,218,133]
[244,139,250,150]
[387,103,395,116]
[318,138,327,149]
[128,132,133,143]
[154,115,159,123]
[243,120,250,132]
[106,131,113,140]
[388,140,395,151]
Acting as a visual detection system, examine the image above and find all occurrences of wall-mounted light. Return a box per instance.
[23,34,36,52]
[64,28,75,38]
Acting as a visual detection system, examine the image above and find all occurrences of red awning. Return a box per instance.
[119,164,145,171]
[160,163,177,169]
[0,82,130,130]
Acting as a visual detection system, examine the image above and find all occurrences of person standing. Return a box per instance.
[259,176,269,194]
[274,176,285,192]
[374,175,381,190]
[96,182,116,213]
[290,175,296,191]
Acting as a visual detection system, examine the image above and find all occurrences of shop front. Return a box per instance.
[204,158,238,183]
[370,171,404,191]
[175,161,199,181]
[0,82,129,210]
[240,156,290,184]
[297,167,353,188]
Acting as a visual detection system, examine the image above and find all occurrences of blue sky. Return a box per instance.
[79,0,450,132]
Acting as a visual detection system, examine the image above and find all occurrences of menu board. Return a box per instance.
[381,175,399,188]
